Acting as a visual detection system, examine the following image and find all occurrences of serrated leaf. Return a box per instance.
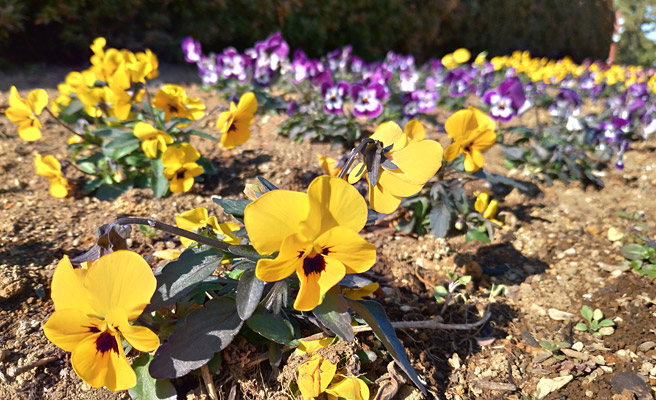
[128,353,177,400]
[428,201,451,238]
[312,287,354,342]
[149,297,243,379]
[347,299,426,394]
[236,270,266,320]
[145,248,224,312]
[246,312,298,346]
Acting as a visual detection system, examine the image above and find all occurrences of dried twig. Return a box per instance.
[472,380,516,391]
[300,312,492,342]
[7,354,59,378]
[201,364,218,400]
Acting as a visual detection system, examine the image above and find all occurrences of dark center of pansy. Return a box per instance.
[169,105,179,114]
[464,143,473,153]
[176,170,186,180]
[298,247,332,276]
[94,330,119,354]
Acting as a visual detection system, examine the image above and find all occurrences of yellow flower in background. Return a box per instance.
[474,192,503,226]
[42,251,159,391]
[137,49,159,80]
[152,84,205,122]
[244,176,376,311]
[78,86,112,118]
[132,122,174,158]
[6,86,48,141]
[89,37,106,69]
[216,92,257,149]
[175,207,241,249]
[444,107,497,173]
[35,154,69,198]
[342,282,379,301]
[348,120,443,214]
[161,143,203,193]
[316,154,342,177]
[297,355,338,400]
[452,48,471,64]
[326,377,370,400]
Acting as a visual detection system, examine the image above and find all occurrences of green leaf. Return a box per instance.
[575,322,589,331]
[102,135,141,158]
[82,178,103,194]
[212,197,251,220]
[187,129,222,144]
[150,158,168,198]
[456,275,472,286]
[150,297,243,379]
[433,285,448,299]
[347,299,426,394]
[93,128,128,138]
[598,319,615,327]
[227,244,271,260]
[428,200,451,238]
[466,229,491,243]
[622,243,649,261]
[592,308,604,322]
[128,354,177,400]
[236,270,266,320]
[77,161,97,174]
[246,312,298,346]
[312,287,354,342]
[145,248,224,312]
[580,305,593,322]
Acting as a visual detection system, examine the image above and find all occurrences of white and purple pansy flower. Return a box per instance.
[321,80,350,115]
[351,83,385,118]
[549,88,582,118]
[197,55,219,85]
[445,67,473,97]
[482,77,527,122]
[181,37,202,63]
[217,48,249,82]
[252,32,289,72]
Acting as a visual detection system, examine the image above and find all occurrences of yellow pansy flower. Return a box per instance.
[175,207,241,249]
[152,84,205,122]
[474,192,502,226]
[326,377,370,400]
[348,120,443,214]
[316,154,342,177]
[342,282,379,301]
[444,107,497,173]
[42,251,159,391]
[452,48,471,64]
[34,154,69,198]
[6,86,48,141]
[216,92,257,149]
[161,143,203,193]
[244,176,376,311]
[297,355,338,400]
[132,122,174,159]
[295,338,334,355]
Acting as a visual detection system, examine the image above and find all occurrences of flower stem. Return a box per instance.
[113,217,231,251]
[182,104,226,133]
[43,107,83,138]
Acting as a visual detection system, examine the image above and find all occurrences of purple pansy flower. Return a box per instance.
[445,68,473,97]
[351,83,384,118]
[217,48,249,82]
[350,56,365,74]
[399,69,419,92]
[251,32,289,72]
[197,55,219,85]
[321,78,350,115]
[549,89,582,118]
[181,37,202,63]
[482,77,527,122]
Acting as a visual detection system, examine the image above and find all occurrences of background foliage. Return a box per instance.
[614,0,656,66]
[1,0,614,65]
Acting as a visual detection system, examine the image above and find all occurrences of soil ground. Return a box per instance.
[1,65,655,400]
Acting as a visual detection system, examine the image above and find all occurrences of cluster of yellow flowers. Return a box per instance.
[6,38,260,198]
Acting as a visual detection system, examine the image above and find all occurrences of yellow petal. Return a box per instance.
[133,122,157,140]
[484,199,499,220]
[43,309,102,352]
[315,227,376,274]
[298,356,337,398]
[464,150,485,172]
[84,251,156,320]
[176,207,208,231]
[342,282,379,301]
[347,162,365,184]
[152,249,181,260]
[49,177,69,198]
[390,140,443,183]
[445,109,475,141]
[475,192,489,214]
[50,256,95,315]
[304,176,368,239]
[294,255,345,311]
[370,121,403,147]
[376,169,424,197]
[444,142,462,162]
[119,323,159,352]
[296,337,334,355]
[237,92,258,115]
[326,377,370,400]
[453,48,471,64]
[141,139,159,159]
[71,332,136,391]
[369,180,402,214]
[244,190,309,255]
[27,89,48,115]
[220,122,251,149]
[471,129,497,151]
[403,119,426,143]
[470,106,496,132]
[18,124,42,141]
[255,233,308,282]
[35,154,61,179]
